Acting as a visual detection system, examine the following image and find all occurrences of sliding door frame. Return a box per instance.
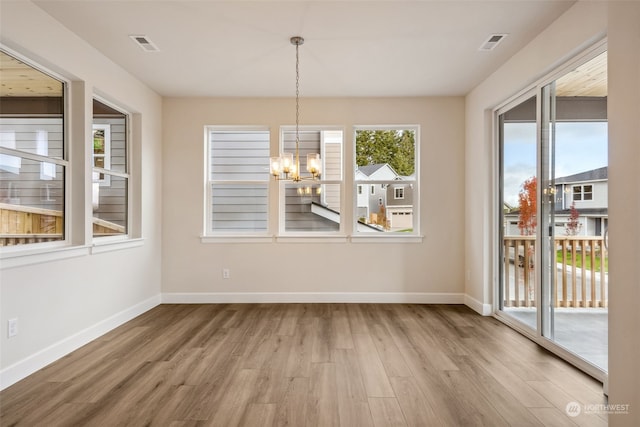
[492,39,608,384]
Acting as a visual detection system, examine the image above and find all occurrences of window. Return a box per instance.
[0,50,66,247]
[573,185,582,201]
[280,128,343,234]
[394,186,405,199]
[354,127,418,234]
[573,184,593,201]
[92,124,110,184]
[206,127,270,234]
[358,185,362,195]
[92,99,129,238]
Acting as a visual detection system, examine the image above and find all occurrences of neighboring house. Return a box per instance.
[355,163,414,231]
[553,166,608,236]
[504,166,608,236]
[385,182,414,230]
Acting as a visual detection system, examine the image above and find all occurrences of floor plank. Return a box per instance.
[368,397,407,426]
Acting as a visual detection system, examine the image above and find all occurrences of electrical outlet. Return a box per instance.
[222,268,230,279]
[8,318,18,338]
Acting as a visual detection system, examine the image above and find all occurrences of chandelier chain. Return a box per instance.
[295,41,300,147]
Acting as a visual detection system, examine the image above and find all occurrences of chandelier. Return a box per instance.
[270,36,321,182]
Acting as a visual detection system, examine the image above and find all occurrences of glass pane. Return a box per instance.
[93,129,105,154]
[0,51,64,159]
[93,174,127,236]
[0,119,64,159]
[284,183,340,232]
[210,130,269,181]
[499,94,538,331]
[211,183,268,232]
[93,100,127,173]
[355,129,415,176]
[354,128,416,234]
[0,157,64,246]
[546,51,608,371]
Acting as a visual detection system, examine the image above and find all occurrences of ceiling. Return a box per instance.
[23,1,580,97]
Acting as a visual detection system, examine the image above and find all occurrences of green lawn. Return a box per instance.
[556,250,608,273]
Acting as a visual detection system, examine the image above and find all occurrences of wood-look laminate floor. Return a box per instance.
[0,304,607,426]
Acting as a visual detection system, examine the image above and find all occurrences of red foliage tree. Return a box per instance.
[518,176,537,235]
[565,201,582,236]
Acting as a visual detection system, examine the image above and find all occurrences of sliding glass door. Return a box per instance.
[541,51,609,372]
[498,48,608,376]
[498,93,539,332]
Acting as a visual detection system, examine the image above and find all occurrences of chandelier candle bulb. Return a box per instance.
[270,157,282,177]
[281,152,293,175]
[307,153,321,177]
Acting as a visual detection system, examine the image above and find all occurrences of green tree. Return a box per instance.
[355,129,415,176]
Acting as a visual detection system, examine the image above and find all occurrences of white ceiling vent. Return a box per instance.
[479,34,507,51]
[129,35,160,53]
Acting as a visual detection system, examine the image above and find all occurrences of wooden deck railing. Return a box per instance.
[1,203,63,246]
[0,203,124,246]
[503,236,608,308]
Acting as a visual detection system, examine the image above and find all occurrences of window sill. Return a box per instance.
[201,235,274,244]
[276,235,348,244]
[200,234,423,244]
[0,243,90,270]
[350,235,424,243]
[0,237,145,269]
[91,237,144,254]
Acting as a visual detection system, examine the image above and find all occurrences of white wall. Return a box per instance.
[0,2,163,388]
[607,2,640,425]
[465,1,639,424]
[162,97,465,300]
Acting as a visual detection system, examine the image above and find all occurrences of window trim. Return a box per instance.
[277,125,345,237]
[92,95,132,242]
[203,125,271,238]
[0,46,144,266]
[0,46,71,258]
[353,125,420,237]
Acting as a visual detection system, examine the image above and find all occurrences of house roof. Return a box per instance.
[357,164,391,177]
[356,163,403,180]
[555,166,608,184]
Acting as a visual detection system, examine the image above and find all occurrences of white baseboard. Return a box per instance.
[464,294,493,315]
[0,294,161,391]
[162,292,465,304]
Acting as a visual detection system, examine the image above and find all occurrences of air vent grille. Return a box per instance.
[129,35,160,53]
[479,34,507,51]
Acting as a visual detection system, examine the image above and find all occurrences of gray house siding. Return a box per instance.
[209,129,270,232]
[0,118,65,212]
